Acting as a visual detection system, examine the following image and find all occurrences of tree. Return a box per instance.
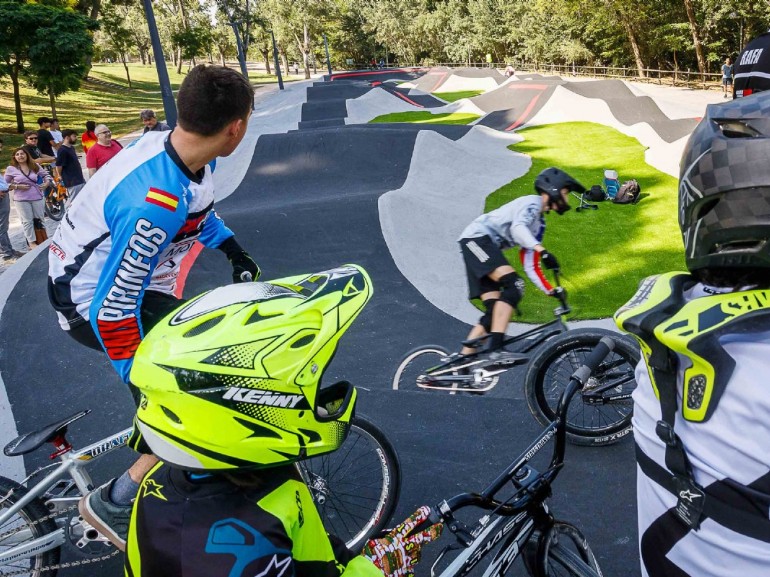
[0,1,95,132]
[100,2,135,86]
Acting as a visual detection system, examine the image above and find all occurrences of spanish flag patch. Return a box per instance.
[146,188,179,211]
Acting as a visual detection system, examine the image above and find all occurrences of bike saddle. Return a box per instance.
[4,409,90,456]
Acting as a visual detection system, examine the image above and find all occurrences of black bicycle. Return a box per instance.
[412,338,617,577]
[392,274,639,446]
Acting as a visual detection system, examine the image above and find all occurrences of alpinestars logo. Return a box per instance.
[222,388,305,408]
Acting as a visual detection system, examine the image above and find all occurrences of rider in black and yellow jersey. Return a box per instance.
[125,265,441,577]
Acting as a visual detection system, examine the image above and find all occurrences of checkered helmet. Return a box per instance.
[679,92,770,272]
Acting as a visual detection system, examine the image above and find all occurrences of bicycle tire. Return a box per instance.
[299,415,400,551]
[531,522,602,577]
[524,328,639,446]
[392,345,450,391]
[44,199,65,222]
[0,476,61,577]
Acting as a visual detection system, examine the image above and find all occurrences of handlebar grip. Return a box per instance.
[570,336,615,386]
[240,271,253,282]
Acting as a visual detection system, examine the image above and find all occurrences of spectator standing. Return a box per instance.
[4,148,51,248]
[22,131,55,165]
[56,129,86,203]
[504,64,515,77]
[81,120,98,154]
[36,117,57,159]
[85,124,123,177]
[721,57,733,98]
[0,170,24,263]
[49,118,63,153]
[139,109,170,134]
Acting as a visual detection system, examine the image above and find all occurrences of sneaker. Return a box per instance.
[12,251,25,258]
[1,255,17,265]
[78,480,131,551]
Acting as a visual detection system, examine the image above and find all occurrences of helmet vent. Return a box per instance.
[713,240,765,253]
[716,120,760,138]
[695,198,720,221]
[183,315,224,337]
[161,406,182,424]
[291,334,315,349]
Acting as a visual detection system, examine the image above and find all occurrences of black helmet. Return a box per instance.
[534,167,585,214]
[679,91,770,273]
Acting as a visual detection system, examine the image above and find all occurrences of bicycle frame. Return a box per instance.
[424,339,615,577]
[0,427,131,565]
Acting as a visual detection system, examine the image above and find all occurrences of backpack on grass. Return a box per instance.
[613,180,641,204]
[586,185,606,202]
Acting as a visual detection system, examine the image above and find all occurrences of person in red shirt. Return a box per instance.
[85,124,123,176]
[81,120,98,154]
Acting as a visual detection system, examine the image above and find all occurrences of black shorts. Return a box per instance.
[459,235,509,299]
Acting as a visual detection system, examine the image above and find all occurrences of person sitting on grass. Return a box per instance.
[124,266,442,577]
[457,167,585,361]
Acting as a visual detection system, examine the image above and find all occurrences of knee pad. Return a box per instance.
[479,299,498,332]
[499,272,524,308]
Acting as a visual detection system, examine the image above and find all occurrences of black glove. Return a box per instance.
[540,250,559,271]
[218,236,260,283]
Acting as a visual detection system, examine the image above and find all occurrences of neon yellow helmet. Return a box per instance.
[129,264,373,471]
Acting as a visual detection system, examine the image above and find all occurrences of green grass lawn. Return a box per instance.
[0,63,289,168]
[486,121,685,322]
[433,90,484,102]
[370,111,480,125]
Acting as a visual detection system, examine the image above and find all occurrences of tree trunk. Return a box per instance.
[10,59,24,133]
[683,0,706,75]
[176,47,183,74]
[89,0,101,20]
[280,48,289,77]
[139,49,146,65]
[261,49,271,75]
[621,17,646,77]
[122,53,132,88]
[219,48,226,67]
[49,92,57,118]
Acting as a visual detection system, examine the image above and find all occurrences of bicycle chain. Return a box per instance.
[0,484,122,575]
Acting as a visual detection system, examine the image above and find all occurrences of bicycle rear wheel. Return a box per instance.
[524,328,638,446]
[0,476,61,577]
[392,345,499,393]
[392,345,450,391]
[298,415,400,551]
[528,522,602,577]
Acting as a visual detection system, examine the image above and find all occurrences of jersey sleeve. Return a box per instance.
[509,197,542,250]
[197,208,234,249]
[89,182,185,383]
[519,248,553,294]
[259,480,380,577]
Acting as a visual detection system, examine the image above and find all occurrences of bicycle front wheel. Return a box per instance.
[44,199,65,222]
[524,328,639,446]
[528,522,602,577]
[299,415,401,551]
[0,476,61,577]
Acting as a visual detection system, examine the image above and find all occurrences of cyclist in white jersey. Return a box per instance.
[615,92,770,576]
[457,167,585,359]
[46,64,260,550]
